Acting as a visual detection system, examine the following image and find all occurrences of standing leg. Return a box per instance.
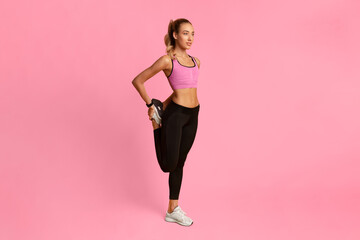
[168,110,199,203]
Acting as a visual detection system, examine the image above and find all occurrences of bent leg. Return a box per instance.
[153,111,186,172]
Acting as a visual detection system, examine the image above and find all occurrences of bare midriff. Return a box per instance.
[171,88,199,108]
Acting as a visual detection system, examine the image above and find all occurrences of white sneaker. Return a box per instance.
[151,98,163,125]
[152,111,161,125]
[165,206,193,226]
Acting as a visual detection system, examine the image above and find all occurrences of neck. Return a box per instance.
[173,47,188,58]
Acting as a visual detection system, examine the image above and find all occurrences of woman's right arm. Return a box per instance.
[132,55,170,105]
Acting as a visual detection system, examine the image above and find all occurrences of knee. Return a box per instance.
[160,166,170,173]
[160,161,178,173]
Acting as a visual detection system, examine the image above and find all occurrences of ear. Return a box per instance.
[172,31,177,40]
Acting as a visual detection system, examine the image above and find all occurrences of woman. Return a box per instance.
[132,18,200,227]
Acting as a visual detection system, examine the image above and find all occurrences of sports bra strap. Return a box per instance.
[189,55,196,66]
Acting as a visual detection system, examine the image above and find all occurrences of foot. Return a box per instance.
[151,98,164,125]
[165,206,193,226]
[152,119,160,130]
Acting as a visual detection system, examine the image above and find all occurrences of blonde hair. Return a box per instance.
[164,18,192,59]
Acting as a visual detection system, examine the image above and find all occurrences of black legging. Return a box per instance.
[153,99,200,200]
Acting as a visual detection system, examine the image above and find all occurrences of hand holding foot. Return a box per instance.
[148,106,161,129]
[148,105,155,121]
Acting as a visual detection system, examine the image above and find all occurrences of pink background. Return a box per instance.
[1,0,359,239]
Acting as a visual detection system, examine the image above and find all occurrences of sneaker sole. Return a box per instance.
[152,113,161,125]
[152,99,164,120]
[165,216,193,226]
[153,108,162,122]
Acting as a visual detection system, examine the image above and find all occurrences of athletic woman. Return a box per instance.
[132,18,200,227]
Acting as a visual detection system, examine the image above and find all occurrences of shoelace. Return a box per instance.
[168,207,191,223]
[168,206,187,216]
[177,206,187,215]
[175,211,189,223]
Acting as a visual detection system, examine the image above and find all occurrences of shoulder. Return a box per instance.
[151,55,173,69]
[158,55,173,66]
[192,56,201,69]
[160,54,174,62]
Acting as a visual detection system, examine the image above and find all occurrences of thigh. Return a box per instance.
[178,113,199,167]
[161,110,187,166]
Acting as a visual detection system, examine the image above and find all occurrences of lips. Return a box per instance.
[187,42,192,45]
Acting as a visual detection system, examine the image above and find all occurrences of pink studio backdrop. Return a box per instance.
[1,0,359,239]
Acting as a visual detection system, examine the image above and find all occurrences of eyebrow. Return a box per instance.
[183,30,195,33]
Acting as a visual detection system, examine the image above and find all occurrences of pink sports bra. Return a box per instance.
[167,54,199,90]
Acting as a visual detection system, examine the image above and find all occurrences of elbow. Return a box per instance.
[132,78,143,89]
[132,79,138,87]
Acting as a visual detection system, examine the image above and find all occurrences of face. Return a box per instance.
[173,23,195,50]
